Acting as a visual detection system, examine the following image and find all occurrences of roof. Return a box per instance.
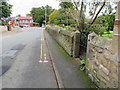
[18,16,32,20]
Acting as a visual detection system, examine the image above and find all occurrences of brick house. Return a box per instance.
[16,16,33,27]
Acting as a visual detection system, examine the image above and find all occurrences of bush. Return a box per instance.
[64,26,76,31]
[58,24,65,28]
[80,57,86,71]
[87,24,106,35]
[97,14,115,31]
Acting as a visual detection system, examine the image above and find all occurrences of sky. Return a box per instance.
[9,0,60,17]
[8,0,117,18]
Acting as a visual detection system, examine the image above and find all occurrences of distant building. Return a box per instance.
[16,16,33,27]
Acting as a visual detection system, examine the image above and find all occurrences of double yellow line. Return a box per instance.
[39,34,48,63]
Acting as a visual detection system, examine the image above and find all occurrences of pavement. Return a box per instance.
[44,30,87,88]
[0,27,87,88]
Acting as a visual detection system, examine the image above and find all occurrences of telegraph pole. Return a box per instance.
[45,6,47,26]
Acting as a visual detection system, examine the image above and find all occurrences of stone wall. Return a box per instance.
[86,33,119,88]
[45,26,80,57]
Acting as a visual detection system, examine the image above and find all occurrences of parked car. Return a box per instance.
[23,25,30,27]
[19,26,23,28]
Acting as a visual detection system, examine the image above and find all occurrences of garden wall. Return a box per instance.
[45,26,80,57]
[86,33,119,88]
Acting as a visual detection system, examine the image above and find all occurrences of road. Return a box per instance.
[0,27,86,88]
[0,27,58,88]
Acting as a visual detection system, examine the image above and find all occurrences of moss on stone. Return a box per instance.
[55,43,74,60]
[78,70,97,88]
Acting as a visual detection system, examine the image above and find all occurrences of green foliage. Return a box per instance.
[0,1,12,18]
[59,2,73,9]
[26,13,31,16]
[79,70,97,88]
[97,14,115,31]
[86,14,115,38]
[87,24,106,35]
[85,14,115,39]
[86,23,113,38]
[58,24,65,28]
[30,5,54,26]
[64,26,76,31]
[80,57,86,71]
[100,31,113,38]
[48,10,60,24]
[49,9,75,25]
[47,24,76,32]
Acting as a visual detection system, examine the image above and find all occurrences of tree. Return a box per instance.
[49,2,76,26]
[49,9,75,25]
[57,0,117,52]
[97,14,115,31]
[59,2,73,8]
[26,13,31,16]
[49,10,60,24]
[30,5,54,26]
[0,0,12,19]
[58,0,116,32]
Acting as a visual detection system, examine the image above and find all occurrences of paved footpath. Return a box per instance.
[44,29,87,88]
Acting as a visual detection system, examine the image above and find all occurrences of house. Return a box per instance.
[16,16,33,27]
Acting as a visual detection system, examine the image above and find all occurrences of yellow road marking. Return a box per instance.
[40,43,42,57]
[41,37,44,41]
[39,34,48,63]
[44,61,48,62]
[39,60,43,63]
[39,37,48,63]
[39,60,48,63]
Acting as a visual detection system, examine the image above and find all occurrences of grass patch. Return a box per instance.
[100,31,113,38]
[101,34,113,38]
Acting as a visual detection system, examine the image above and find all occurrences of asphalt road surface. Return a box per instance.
[0,27,86,89]
[0,27,58,88]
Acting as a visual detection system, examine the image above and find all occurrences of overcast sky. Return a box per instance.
[9,0,60,17]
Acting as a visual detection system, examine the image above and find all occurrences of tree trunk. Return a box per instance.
[7,25,11,31]
[90,2,105,25]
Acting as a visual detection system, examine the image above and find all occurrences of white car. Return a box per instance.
[23,25,30,27]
